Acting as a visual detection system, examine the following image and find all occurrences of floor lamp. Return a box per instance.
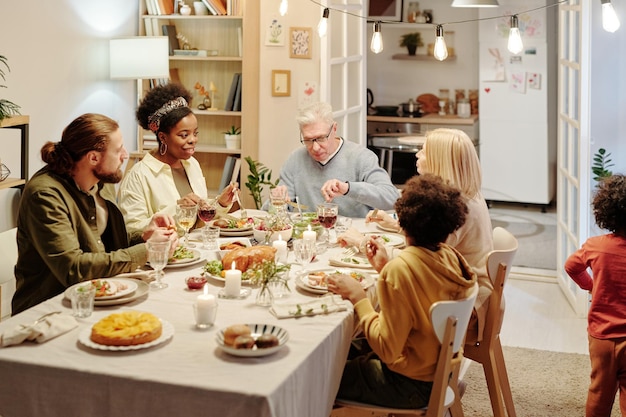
[109,37,169,157]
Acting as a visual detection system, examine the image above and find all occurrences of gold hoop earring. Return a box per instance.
[159,141,168,156]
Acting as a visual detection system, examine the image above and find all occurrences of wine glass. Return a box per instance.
[176,203,198,248]
[197,198,217,240]
[293,239,315,271]
[147,239,171,289]
[317,203,338,246]
[270,187,288,213]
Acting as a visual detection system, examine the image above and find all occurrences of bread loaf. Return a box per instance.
[221,246,277,272]
[223,324,252,346]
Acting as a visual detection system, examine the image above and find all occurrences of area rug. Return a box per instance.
[491,220,556,270]
[462,346,621,417]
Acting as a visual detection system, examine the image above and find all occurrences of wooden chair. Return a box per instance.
[0,227,18,321]
[333,283,479,417]
[463,227,518,417]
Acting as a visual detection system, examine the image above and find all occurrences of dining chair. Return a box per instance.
[332,282,479,417]
[0,227,18,321]
[463,226,518,417]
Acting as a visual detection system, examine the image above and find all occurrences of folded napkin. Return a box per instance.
[1,313,78,347]
[270,294,349,319]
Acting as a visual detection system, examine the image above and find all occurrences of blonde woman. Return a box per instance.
[339,128,493,343]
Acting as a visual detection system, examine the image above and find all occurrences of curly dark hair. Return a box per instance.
[396,174,468,250]
[593,174,626,236]
[136,83,194,134]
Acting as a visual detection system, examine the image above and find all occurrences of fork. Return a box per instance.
[342,246,358,257]
[233,188,247,219]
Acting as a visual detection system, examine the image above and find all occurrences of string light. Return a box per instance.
[279,0,288,16]
[601,0,621,33]
[318,8,329,37]
[507,15,524,54]
[433,25,448,61]
[370,21,383,54]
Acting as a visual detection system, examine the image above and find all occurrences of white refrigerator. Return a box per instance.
[478,0,557,206]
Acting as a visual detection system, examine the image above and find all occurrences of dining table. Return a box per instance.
[0,214,404,417]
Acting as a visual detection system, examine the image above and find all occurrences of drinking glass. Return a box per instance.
[177,203,198,248]
[334,216,352,236]
[270,187,288,212]
[147,239,171,289]
[293,238,315,271]
[317,203,338,246]
[197,198,217,225]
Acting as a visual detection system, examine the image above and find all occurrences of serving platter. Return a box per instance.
[78,320,174,351]
[216,323,288,357]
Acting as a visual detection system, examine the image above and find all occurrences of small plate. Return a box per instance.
[216,323,288,357]
[364,232,405,247]
[328,255,374,269]
[167,249,202,265]
[209,219,253,233]
[376,223,402,233]
[164,255,206,269]
[64,279,138,301]
[78,320,174,351]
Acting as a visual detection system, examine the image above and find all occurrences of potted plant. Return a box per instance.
[592,148,614,182]
[0,55,21,122]
[223,125,241,150]
[244,157,279,209]
[399,32,424,56]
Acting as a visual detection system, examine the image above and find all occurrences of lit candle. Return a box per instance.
[195,285,217,326]
[224,261,241,297]
[303,225,317,243]
[272,235,288,263]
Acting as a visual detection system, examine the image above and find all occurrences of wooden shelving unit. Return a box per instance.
[0,115,29,190]
[391,54,456,61]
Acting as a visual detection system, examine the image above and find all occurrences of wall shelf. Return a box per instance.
[392,54,456,61]
[0,115,29,191]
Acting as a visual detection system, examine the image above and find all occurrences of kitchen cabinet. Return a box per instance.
[0,115,29,190]
[137,2,259,205]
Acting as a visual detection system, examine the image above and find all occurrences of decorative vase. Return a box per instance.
[225,134,241,150]
[407,45,417,56]
[255,283,274,307]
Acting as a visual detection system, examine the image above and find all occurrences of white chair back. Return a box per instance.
[0,227,18,320]
[430,282,479,352]
[489,227,518,284]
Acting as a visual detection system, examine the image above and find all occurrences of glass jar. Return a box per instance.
[457,99,471,118]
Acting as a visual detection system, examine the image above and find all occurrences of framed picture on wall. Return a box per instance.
[289,27,312,59]
[272,70,291,97]
[368,0,403,22]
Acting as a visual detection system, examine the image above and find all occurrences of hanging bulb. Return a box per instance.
[601,0,620,33]
[370,21,383,54]
[279,0,288,16]
[317,8,329,37]
[507,15,524,54]
[433,25,448,61]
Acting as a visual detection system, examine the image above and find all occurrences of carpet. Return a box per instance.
[491,220,556,270]
[462,346,621,417]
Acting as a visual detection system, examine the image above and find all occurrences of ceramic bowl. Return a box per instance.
[253,225,293,243]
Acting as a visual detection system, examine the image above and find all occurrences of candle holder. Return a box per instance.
[218,287,251,299]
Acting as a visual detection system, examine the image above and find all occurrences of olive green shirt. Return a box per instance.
[12,167,147,315]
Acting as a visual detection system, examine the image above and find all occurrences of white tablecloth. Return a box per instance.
[0,218,397,417]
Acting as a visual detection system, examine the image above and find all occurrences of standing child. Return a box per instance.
[565,174,626,416]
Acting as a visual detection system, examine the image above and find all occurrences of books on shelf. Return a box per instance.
[224,73,241,111]
[173,49,208,57]
[201,0,226,15]
[162,25,179,56]
[219,156,241,192]
[232,74,242,112]
[145,0,175,15]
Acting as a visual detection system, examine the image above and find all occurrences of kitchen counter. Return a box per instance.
[367,113,478,126]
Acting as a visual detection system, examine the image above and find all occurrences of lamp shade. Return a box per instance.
[451,0,499,7]
[109,37,169,80]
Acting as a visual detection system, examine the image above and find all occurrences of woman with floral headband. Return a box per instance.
[119,83,238,234]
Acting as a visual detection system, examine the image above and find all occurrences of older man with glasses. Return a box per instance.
[272,101,399,218]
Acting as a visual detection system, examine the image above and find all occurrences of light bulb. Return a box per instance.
[507,15,524,54]
[370,21,383,54]
[279,0,288,16]
[317,8,329,37]
[601,0,620,33]
[433,25,448,61]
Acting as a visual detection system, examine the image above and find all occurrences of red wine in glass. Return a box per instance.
[318,215,337,229]
[198,207,217,223]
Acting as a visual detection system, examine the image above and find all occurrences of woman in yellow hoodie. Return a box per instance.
[328,173,477,409]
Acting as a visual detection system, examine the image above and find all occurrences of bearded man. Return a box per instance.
[12,113,178,315]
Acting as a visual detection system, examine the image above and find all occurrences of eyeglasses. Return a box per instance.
[300,124,334,147]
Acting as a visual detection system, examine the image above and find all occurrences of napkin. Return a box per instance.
[0,313,78,347]
[270,294,349,319]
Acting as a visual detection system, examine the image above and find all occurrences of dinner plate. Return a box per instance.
[296,269,375,294]
[64,279,150,306]
[209,219,253,234]
[167,249,202,265]
[376,223,402,233]
[328,255,374,269]
[216,323,289,357]
[365,232,405,247]
[295,274,327,295]
[64,278,138,301]
[218,228,254,237]
[78,320,174,351]
[164,254,206,269]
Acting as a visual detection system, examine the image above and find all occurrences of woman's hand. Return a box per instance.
[336,227,365,249]
[327,273,366,305]
[365,210,400,231]
[365,236,390,273]
[218,183,238,208]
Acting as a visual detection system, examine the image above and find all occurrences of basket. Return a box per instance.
[0,163,10,182]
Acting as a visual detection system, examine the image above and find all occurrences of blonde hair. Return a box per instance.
[421,128,482,198]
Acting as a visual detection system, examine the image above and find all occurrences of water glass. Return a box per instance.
[293,238,315,270]
[334,216,352,235]
[71,283,96,318]
[201,225,220,250]
[147,239,171,289]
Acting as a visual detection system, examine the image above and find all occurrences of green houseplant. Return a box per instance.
[592,148,614,182]
[223,125,241,150]
[399,32,424,56]
[244,156,279,209]
[0,55,21,122]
